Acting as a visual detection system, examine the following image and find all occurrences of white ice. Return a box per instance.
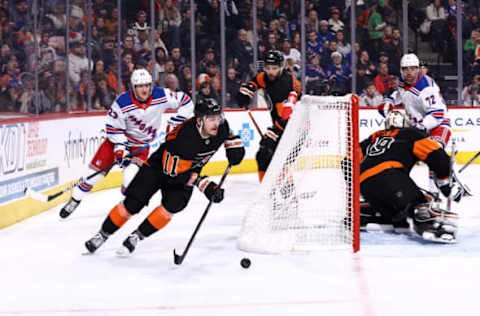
[1,165,480,316]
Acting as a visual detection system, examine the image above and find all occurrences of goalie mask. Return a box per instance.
[385,110,408,129]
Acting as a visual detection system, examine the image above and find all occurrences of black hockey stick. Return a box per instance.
[173,164,232,265]
[459,151,480,173]
[24,142,155,202]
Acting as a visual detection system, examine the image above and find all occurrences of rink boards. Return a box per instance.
[1,107,480,228]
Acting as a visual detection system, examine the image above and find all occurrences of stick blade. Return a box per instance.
[173,249,183,265]
[24,187,48,202]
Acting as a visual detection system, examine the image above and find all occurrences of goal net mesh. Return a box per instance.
[237,94,359,254]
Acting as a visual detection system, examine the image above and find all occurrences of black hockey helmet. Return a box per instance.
[194,98,222,117]
[265,50,284,67]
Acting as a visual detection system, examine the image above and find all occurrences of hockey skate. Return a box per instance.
[85,231,108,253]
[116,231,143,256]
[59,198,81,219]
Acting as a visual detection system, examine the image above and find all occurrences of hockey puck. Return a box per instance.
[240,258,251,269]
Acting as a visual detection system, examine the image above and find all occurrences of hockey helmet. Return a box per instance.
[130,68,152,87]
[265,50,284,67]
[194,98,222,117]
[400,53,420,68]
[385,110,408,129]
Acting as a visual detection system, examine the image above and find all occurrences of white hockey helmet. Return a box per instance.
[130,68,152,87]
[400,53,420,68]
[385,110,409,129]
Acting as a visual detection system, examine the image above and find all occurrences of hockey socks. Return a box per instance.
[138,206,172,237]
[101,203,132,235]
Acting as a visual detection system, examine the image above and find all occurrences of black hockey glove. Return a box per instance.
[225,135,245,166]
[435,177,451,198]
[236,83,256,109]
[195,176,224,203]
[260,126,280,152]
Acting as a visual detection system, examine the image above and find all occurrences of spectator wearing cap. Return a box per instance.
[132,10,150,44]
[359,81,383,107]
[69,40,90,86]
[328,7,344,33]
[318,20,336,47]
[277,13,291,40]
[230,28,253,78]
[199,48,217,74]
[379,50,399,76]
[0,79,23,112]
[326,51,352,91]
[373,62,392,95]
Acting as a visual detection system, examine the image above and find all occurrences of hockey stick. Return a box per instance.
[446,140,456,214]
[173,164,232,265]
[459,151,480,173]
[248,111,265,138]
[24,142,156,202]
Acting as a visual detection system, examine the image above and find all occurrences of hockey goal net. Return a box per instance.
[237,94,360,253]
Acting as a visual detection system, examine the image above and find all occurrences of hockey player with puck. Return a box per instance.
[84,98,245,254]
[236,50,302,182]
[60,69,193,219]
[359,110,460,243]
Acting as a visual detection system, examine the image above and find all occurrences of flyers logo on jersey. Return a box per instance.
[366,137,395,157]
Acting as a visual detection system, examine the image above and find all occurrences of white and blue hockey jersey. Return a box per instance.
[384,74,450,132]
[106,87,193,147]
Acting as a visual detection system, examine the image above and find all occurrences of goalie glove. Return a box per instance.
[225,135,245,166]
[114,144,130,167]
[281,91,298,121]
[195,176,224,203]
[236,82,256,109]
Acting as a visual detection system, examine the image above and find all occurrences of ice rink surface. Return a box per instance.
[2,165,480,316]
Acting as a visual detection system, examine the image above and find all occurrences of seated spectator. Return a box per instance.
[358,50,377,80]
[95,73,116,109]
[150,47,167,85]
[306,9,320,34]
[306,54,327,84]
[307,30,326,59]
[322,40,338,68]
[355,64,369,93]
[159,0,182,47]
[165,73,179,92]
[318,20,335,46]
[326,51,352,92]
[170,47,185,73]
[230,29,254,78]
[197,81,218,102]
[68,40,89,86]
[462,73,480,106]
[0,79,23,112]
[328,7,344,33]
[335,30,351,59]
[178,65,193,96]
[374,62,393,95]
[226,66,241,107]
[266,31,279,52]
[143,29,168,58]
[281,39,301,68]
[379,50,399,76]
[359,81,383,107]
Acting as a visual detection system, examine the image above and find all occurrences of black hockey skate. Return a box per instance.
[85,231,108,253]
[117,231,144,256]
[413,204,457,243]
[59,198,81,219]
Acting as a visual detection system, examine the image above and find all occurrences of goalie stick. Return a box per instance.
[24,141,157,203]
[173,164,232,265]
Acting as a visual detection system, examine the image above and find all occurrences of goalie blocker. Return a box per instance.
[359,111,458,243]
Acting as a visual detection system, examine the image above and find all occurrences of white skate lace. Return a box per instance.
[90,232,106,247]
[64,199,79,214]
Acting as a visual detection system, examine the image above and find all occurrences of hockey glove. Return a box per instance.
[236,82,256,109]
[435,177,452,198]
[281,91,298,121]
[114,144,131,167]
[378,98,393,118]
[260,127,280,151]
[166,115,187,133]
[195,176,224,203]
[225,135,246,166]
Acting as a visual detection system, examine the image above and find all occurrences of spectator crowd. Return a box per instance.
[1,0,480,113]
